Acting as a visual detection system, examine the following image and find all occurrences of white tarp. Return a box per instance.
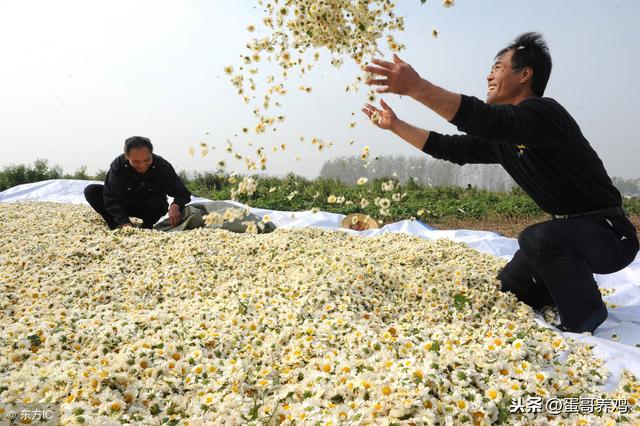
[1,179,639,391]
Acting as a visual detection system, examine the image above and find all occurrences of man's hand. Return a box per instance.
[362,99,398,130]
[364,54,426,97]
[120,223,133,228]
[168,203,182,227]
[364,99,430,150]
[364,54,461,121]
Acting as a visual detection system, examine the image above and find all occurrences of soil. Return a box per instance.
[428,214,640,239]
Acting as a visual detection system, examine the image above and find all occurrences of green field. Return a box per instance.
[1,160,638,225]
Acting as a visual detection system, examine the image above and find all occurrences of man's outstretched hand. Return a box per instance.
[364,53,461,122]
[168,204,182,227]
[364,54,425,97]
[362,52,460,147]
[363,99,430,151]
[362,99,398,130]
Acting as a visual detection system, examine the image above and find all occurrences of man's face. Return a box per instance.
[486,50,525,105]
[126,147,153,174]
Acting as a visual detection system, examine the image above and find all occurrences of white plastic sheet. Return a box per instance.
[1,179,639,390]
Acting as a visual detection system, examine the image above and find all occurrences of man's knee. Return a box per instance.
[498,267,534,301]
[84,184,104,207]
[517,223,561,266]
[84,183,101,197]
[497,252,552,310]
[499,276,553,311]
[518,223,544,251]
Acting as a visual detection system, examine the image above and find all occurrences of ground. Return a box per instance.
[430,213,640,239]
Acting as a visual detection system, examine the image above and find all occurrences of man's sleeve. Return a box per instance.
[163,162,191,208]
[450,95,567,148]
[103,168,130,225]
[422,131,499,166]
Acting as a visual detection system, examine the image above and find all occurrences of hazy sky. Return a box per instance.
[1,0,638,178]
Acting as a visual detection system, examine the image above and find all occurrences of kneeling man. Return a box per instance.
[85,136,191,229]
[362,33,638,333]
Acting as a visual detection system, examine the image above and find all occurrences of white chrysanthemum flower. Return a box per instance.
[204,212,223,226]
[370,110,382,125]
[381,180,395,192]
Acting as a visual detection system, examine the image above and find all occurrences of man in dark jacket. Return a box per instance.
[362,32,639,333]
[84,136,191,230]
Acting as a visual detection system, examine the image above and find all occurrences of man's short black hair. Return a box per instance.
[124,136,153,154]
[496,32,552,97]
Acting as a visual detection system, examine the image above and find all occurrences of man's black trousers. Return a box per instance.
[498,212,638,333]
[84,184,168,230]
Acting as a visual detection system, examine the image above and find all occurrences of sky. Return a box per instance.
[0,0,638,179]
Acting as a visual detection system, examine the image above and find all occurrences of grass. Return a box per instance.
[1,162,638,238]
[188,172,640,229]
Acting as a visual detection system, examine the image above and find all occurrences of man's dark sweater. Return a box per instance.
[423,95,622,215]
[103,154,191,225]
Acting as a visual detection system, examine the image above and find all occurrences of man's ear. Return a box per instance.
[519,66,533,85]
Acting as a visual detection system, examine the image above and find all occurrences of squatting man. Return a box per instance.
[362,32,639,333]
[84,136,191,230]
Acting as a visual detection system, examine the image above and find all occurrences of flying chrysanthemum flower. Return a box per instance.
[224,0,410,137]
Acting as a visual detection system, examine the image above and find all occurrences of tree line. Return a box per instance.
[1,157,638,197]
[319,155,640,196]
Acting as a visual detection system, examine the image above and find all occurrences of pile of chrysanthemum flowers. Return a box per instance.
[0,202,638,425]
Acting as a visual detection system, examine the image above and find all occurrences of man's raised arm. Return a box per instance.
[364,54,565,148]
